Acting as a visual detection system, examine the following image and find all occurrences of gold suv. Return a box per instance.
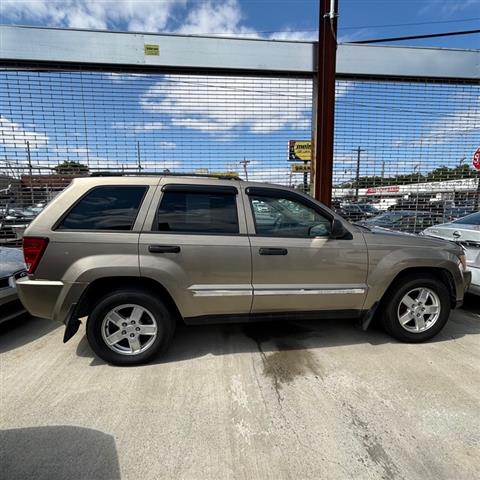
[16,175,470,365]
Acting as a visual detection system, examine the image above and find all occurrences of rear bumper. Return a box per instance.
[16,278,86,323]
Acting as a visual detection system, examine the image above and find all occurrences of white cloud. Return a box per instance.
[394,106,480,147]
[0,116,49,149]
[111,121,164,132]
[0,0,186,32]
[175,0,256,37]
[141,75,312,134]
[158,141,176,149]
[418,0,479,18]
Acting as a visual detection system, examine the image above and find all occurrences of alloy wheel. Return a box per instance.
[397,287,441,333]
[101,304,158,355]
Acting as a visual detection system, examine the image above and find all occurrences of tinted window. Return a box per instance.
[250,194,331,238]
[452,211,480,225]
[157,191,239,234]
[58,186,147,230]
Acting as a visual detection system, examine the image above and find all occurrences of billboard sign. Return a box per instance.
[289,140,312,161]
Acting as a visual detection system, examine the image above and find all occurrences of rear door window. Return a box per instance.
[156,191,239,234]
[58,185,147,230]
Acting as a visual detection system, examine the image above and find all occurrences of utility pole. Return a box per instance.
[313,0,338,206]
[354,146,364,202]
[137,141,143,173]
[26,140,34,206]
[239,158,250,181]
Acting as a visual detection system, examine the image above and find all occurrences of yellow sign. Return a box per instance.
[291,163,311,173]
[144,44,160,56]
[289,140,312,161]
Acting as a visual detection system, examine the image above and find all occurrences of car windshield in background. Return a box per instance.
[371,212,409,223]
[359,204,379,213]
[452,212,480,225]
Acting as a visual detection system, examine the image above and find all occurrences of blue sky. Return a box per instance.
[0,1,479,188]
[1,0,479,47]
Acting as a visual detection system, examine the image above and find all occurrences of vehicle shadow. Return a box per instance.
[0,315,59,354]
[0,425,121,480]
[75,306,480,367]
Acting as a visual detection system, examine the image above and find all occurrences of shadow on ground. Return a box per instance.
[75,302,480,367]
[0,426,121,480]
[0,315,59,354]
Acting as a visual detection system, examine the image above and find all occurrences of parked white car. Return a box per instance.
[423,211,480,296]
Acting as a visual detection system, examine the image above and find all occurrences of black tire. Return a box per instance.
[86,289,175,366]
[379,274,451,343]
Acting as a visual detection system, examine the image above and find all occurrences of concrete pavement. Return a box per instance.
[1,299,479,480]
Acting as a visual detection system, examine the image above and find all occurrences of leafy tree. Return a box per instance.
[52,161,89,175]
[340,164,476,189]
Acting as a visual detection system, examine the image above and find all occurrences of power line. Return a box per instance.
[182,17,480,36]
[349,29,480,44]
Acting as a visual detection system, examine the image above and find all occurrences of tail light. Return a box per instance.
[23,237,49,274]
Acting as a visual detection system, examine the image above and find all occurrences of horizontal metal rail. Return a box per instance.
[1,25,479,81]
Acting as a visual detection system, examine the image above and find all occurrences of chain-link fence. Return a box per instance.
[333,77,479,232]
[1,66,479,244]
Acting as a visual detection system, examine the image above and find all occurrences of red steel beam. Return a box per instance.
[313,0,338,206]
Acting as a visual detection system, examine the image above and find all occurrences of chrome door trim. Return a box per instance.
[254,287,366,296]
[189,285,253,297]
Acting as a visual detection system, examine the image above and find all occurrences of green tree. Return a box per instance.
[53,161,89,175]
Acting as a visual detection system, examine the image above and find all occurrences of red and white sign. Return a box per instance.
[366,185,400,195]
[473,147,480,171]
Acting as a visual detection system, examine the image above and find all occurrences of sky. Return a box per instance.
[0,0,479,190]
[1,0,479,47]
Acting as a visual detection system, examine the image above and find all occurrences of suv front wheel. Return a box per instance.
[380,275,451,343]
[86,289,175,365]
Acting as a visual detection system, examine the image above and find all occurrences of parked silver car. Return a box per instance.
[423,211,480,296]
[0,247,27,323]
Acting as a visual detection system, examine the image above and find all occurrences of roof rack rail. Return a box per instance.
[89,171,242,181]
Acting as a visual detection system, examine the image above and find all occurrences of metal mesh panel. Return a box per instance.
[1,66,479,244]
[333,78,480,232]
[0,69,313,243]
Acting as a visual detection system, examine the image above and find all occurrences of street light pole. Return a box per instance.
[27,140,34,206]
[354,146,364,202]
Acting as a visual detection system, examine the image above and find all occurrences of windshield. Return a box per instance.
[452,211,480,225]
[359,204,378,213]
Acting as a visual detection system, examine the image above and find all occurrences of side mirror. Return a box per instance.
[308,223,329,237]
[330,218,348,239]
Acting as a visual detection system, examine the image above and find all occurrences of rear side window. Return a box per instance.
[156,191,239,234]
[58,186,147,230]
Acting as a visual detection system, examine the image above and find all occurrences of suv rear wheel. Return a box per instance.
[380,275,451,343]
[86,290,175,365]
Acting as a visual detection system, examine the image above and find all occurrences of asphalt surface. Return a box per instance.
[1,297,479,480]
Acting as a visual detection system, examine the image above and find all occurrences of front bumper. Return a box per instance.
[467,266,479,296]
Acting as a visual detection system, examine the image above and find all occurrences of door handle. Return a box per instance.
[259,247,288,256]
[148,245,181,254]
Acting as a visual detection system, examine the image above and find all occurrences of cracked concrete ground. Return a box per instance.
[1,297,479,480]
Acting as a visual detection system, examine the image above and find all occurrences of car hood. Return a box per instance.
[363,226,463,253]
[0,247,25,277]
